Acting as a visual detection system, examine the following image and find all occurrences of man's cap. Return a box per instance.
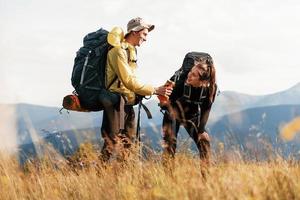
[126,17,155,34]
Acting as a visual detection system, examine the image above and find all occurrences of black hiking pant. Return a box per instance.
[162,101,211,163]
[100,92,135,162]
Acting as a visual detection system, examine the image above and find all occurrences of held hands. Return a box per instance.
[154,80,174,97]
[155,80,174,107]
[154,86,173,96]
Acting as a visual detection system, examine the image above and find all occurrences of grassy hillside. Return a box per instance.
[0,148,299,200]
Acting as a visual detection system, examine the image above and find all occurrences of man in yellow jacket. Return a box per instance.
[101,17,172,161]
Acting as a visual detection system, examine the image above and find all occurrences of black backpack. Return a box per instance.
[168,52,216,104]
[71,28,114,111]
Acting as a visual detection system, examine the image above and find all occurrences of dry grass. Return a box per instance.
[1,144,300,200]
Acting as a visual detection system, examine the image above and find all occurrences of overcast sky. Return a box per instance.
[1,0,300,107]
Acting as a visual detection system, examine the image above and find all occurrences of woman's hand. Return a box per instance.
[199,131,210,142]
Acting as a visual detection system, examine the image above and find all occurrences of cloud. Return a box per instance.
[1,0,300,106]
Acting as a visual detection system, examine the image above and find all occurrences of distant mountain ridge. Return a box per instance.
[211,82,300,120]
[210,104,300,141]
[3,82,300,146]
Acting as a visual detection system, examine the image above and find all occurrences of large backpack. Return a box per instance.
[168,52,216,105]
[69,28,112,111]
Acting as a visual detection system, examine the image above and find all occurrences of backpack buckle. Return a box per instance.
[183,84,192,99]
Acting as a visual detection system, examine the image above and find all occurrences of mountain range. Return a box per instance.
[14,82,300,134]
[3,82,300,160]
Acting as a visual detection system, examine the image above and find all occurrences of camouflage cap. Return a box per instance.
[126,17,155,33]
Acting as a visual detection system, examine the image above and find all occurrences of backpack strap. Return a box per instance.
[79,50,92,86]
[125,48,137,63]
[136,98,152,144]
[106,75,117,89]
[111,47,136,89]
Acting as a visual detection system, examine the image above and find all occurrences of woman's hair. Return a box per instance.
[194,62,216,103]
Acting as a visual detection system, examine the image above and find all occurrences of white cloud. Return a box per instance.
[1,0,300,106]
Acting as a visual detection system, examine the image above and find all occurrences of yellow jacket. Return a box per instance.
[105,27,155,105]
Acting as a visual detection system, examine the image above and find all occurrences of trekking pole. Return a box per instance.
[136,100,142,157]
[135,96,152,160]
